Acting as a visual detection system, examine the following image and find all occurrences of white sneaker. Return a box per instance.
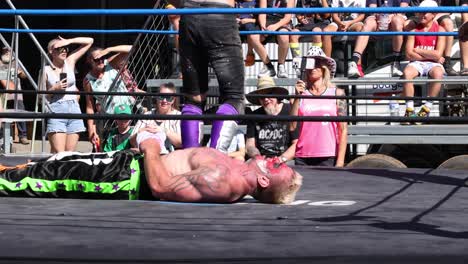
[347,61,361,78]
[391,63,403,77]
[258,64,276,77]
[277,64,288,78]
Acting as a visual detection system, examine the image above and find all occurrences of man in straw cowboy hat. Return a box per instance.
[245,76,299,164]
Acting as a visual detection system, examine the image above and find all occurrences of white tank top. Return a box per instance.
[44,60,78,103]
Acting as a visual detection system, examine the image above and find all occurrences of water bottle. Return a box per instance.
[378,0,390,31]
[389,95,400,117]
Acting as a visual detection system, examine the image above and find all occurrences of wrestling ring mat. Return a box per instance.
[0,165,466,263]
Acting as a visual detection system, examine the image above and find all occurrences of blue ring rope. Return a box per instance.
[0,28,458,36]
[0,7,466,16]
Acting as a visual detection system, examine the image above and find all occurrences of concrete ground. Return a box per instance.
[9,139,92,154]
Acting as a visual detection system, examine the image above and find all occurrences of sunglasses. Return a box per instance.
[93,57,104,63]
[156,95,175,102]
[54,46,69,53]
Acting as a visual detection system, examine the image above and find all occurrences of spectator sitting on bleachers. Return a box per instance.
[84,44,136,147]
[401,0,446,122]
[406,0,457,75]
[103,104,134,152]
[132,82,182,153]
[290,46,347,167]
[0,47,29,145]
[258,0,295,78]
[246,76,298,163]
[322,0,365,58]
[289,0,332,63]
[236,0,277,75]
[460,0,468,75]
[347,0,409,78]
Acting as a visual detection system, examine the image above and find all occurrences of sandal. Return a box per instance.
[460,68,468,76]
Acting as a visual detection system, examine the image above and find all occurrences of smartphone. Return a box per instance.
[59,72,67,81]
[300,57,316,80]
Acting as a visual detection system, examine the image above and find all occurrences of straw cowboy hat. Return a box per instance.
[247,76,289,105]
[304,46,337,78]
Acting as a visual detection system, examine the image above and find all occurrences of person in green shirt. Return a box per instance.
[103,104,134,152]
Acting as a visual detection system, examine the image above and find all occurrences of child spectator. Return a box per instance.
[103,104,134,152]
[401,0,446,122]
[289,0,332,60]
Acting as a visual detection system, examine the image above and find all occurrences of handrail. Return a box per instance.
[5,0,54,69]
[0,6,466,15]
[146,77,468,88]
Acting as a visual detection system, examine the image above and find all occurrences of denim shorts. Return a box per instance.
[47,100,86,135]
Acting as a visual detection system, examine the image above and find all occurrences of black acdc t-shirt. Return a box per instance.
[246,104,299,157]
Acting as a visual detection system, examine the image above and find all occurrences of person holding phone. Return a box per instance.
[84,44,139,147]
[44,36,94,153]
[290,47,348,167]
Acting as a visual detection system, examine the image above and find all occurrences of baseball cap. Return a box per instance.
[114,104,132,115]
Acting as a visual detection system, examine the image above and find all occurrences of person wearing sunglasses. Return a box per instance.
[131,82,182,153]
[44,36,94,153]
[290,47,348,167]
[83,44,140,147]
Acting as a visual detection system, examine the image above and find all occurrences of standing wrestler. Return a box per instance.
[167,0,245,153]
[0,132,303,204]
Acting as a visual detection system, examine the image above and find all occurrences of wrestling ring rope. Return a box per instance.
[0,5,466,263]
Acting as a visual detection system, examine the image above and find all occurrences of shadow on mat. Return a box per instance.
[293,166,468,187]
[306,167,468,239]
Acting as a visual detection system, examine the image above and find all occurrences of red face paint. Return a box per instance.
[265,157,285,174]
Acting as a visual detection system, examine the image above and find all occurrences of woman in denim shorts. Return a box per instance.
[44,36,94,153]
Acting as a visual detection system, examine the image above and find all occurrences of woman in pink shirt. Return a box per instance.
[290,47,347,167]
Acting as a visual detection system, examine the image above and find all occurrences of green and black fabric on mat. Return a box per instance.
[0,150,147,200]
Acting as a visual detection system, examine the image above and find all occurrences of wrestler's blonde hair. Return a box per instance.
[271,170,303,204]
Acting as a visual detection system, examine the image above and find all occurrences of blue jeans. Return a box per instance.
[6,100,27,138]
[179,0,244,103]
